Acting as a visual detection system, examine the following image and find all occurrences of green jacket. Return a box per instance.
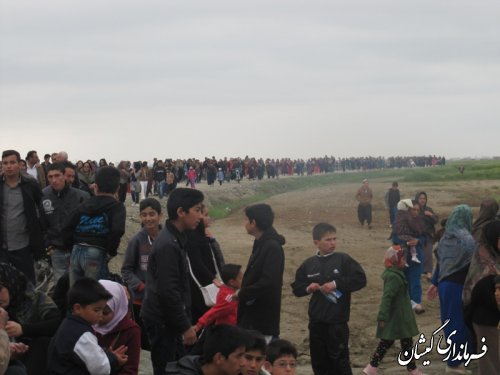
[376,267,419,340]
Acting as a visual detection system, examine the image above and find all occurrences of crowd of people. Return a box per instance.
[0,148,497,375]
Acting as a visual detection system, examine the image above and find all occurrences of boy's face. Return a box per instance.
[178,203,203,231]
[264,355,297,375]
[217,346,246,375]
[140,206,161,231]
[241,350,266,375]
[495,283,500,310]
[314,231,337,256]
[229,270,243,290]
[244,217,258,237]
[73,300,108,325]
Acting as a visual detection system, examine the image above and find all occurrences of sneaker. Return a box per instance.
[444,365,472,374]
[408,368,426,375]
[362,364,378,375]
[411,256,421,263]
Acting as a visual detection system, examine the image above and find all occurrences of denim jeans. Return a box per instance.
[69,244,109,286]
[158,181,167,199]
[51,248,70,284]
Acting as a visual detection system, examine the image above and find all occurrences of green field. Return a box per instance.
[208,160,500,219]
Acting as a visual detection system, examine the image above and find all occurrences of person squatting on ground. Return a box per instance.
[62,166,126,286]
[355,179,373,229]
[362,246,424,375]
[292,222,367,375]
[140,188,204,375]
[237,204,285,343]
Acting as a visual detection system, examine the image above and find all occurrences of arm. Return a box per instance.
[16,292,61,338]
[334,255,367,293]
[108,204,126,257]
[121,235,144,293]
[74,332,115,375]
[291,261,315,297]
[115,326,141,375]
[197,293,236,328]
[377,273,400,322]
[0,308,10,375]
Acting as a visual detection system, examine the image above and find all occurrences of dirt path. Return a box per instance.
[112,176,495,374]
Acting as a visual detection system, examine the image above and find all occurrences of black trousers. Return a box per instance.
[309,321,352,375]
[357,204,372,225]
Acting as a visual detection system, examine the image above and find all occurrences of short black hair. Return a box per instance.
[203,324,250,364]
[312,222,336,241]
[244,203,274,231]
[140,197,162,214]
[47,162,66,174]
[266,339,298,363]
[245,330,267,354]
[44,153,51,159]
[68,277,112,308]
[220,264,241,285]
[95,166,120,194]
[166,187,204,220]
[26,150,37,160]
[2,150,21,162]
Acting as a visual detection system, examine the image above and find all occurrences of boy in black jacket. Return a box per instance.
[291,223,366,375]
[47,277,127,375]
[63,166,126,286]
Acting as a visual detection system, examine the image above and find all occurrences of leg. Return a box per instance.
[50,248,70,284]
[369,339,394,367]
[80,246,109,281]
[366,204,372,226]
[69,245,85,286]
[404,260,422,304]
[422,239,433,274]
[309,322,330,375]
[357,205,365,225]
[400,337,417,371]
[326,323,352,375]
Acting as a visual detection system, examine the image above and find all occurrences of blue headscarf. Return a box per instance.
[436,205,476,282]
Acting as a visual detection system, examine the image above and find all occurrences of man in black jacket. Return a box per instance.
[237,203,285,341]
[0,149,44,284]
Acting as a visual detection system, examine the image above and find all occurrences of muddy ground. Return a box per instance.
[110,176,498,374]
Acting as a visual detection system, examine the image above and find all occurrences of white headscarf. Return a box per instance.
[93,280,129,335]
[397,199,414,211]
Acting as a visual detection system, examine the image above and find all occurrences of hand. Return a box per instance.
[5,321,23,337]
[10,342,29,358]
[378,321,385,328]
[406,239,418,246]
[424,210,433,217]
[111,345,128,367]
[0,308,8,330]
[427,284,438,300]
[306,283,321,294]
[183,326,198,346]
[320,281,336,294]
[213,278,223,287]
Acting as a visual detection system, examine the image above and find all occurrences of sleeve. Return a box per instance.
[0,330,10,375]
[334,255,367,293]
[73,332,115,375]
[108,204,126,256]
[117,325,141,375]
[186,242,216,286]
[61,209,81,250]
[121,235,143,292]
[377,273,399,322]
[151,245,191,333]
[238,243,284,303]
[291,261,311,297]
[197,291,236,328]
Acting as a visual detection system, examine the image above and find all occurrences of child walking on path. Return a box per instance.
[363,246,424,375]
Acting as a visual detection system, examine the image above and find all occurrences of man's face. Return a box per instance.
[51,153,58,163]
[314,231,337,256]
[1,155,20,178]
[30,152,39,164]
[240,350,266,375]
[265,355,297,375]
[48,169,66,191]
[217,346,246,375]
[64,168,76,185]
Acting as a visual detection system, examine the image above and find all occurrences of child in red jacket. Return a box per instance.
[194,264,242,332]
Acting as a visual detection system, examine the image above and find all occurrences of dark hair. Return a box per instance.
[266,339,298,363]
[63,161,77,172]
[203,324,249,364]
[312,222,336,240]
[245,330,267,354]
[68,277,112,308]
[220,264,242,285]
[166,187,204,220]
[47,162,66,174]
[44,153,51,159]
[26,150,37,160]
[392,181,398,187]
[1,150,21,162]
[244,203,274,231]
[140,197,162,214]
[95,166,120,194]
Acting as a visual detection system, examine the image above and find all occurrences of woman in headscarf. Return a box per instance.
[414,192,439,280]
[94,280,141,375]
[391,199,426,314]
[0,263,61,375]
[471,198,499,242]
[427,205,477,374]
[462,220,500,375]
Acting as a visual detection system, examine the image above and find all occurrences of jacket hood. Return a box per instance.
[257,227,286,246]
[81,195,120,215]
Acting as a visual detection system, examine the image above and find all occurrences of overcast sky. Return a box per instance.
[1,0,499,163]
